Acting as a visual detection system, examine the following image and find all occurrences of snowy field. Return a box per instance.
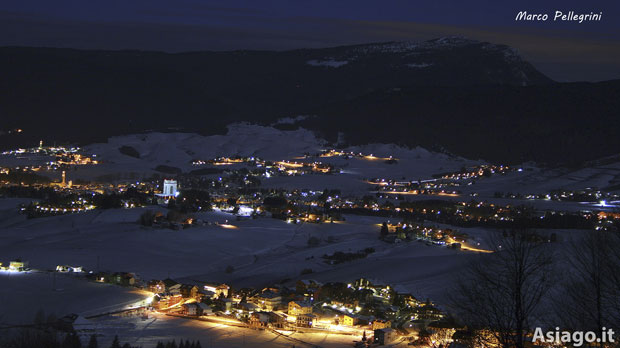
[0,271,148,325]
[0,200,585,346]
[80,124,331,177]
[0,205,476,301]
[0,204,473,346]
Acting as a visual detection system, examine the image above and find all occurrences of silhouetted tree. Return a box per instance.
[553,230,620,346]
[449,229,554,348]
[380,222,389,236]
[110,335,121,348]
[88,334,98,348]
[62,333,81,348]
[33,309,46,328]
[139,210,156,226]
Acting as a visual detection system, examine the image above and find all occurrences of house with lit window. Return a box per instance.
[236,302,259,315]
[297,313,317,328]
[399,293,422,308]
[343,314,359,326]
[199,288,217,300]
[180,284,199,299]
[415,302,444,321]
[112,272,136,286]
[56,265,83,273]
[372,319,392,330]
[204,283,230,298]
[182,302,214,317]
[154,292,183,310]
[269,312,286,328]
[374,328,396,345]
[168,283,182,296]
[147,280,166,294]
[252,290,281,311]
[249,312,270,329]
[9,260,28,272]
[182,303,199,316]
[288,301,313,316]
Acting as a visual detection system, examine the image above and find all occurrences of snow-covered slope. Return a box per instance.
[0,207,474,302]
[78,124,476,186]
[85,124,325,172]
[0,272,146,325]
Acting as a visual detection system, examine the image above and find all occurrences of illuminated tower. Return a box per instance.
[61,170,66,187]
[162,180,178,197]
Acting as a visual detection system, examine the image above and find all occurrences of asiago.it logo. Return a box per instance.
[533,327,616,347]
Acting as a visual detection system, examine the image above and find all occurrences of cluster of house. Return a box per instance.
[229,278,445,346]
[2,260,86,274]
[191,155,338,179]
[209,191,343,223]
[89,271,138,287]
[0,259,29,272]
[147,279,231,311]
[381,222,468,247]
[274,160,335,175]
[284,211,342,224]
[86,273,450,346]
[56,265,83,273]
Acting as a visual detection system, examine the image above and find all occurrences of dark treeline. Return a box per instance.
[0,327,201,348]
[0,171,51,185]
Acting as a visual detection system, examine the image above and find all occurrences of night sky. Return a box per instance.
[2,0,619,81]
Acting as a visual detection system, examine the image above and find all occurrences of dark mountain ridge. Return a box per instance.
[1,38,617,165]
[301,80,620,165]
